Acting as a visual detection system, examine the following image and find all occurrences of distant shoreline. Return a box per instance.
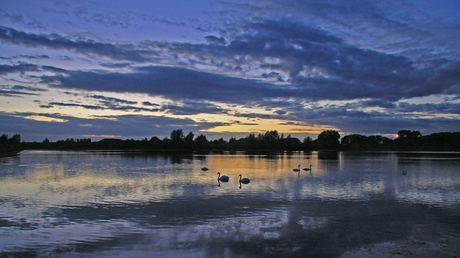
[3,130,460,157]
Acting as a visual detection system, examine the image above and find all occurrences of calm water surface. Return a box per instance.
[1,150,459,257]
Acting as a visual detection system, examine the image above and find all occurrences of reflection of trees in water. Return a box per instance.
[318,151,339,160]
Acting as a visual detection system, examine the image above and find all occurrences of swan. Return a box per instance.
[293,165,301,172]
[239,174,250,184]
[402,170,407,176]
[201,167,209,171]
[217,172,229,182]
[303,165,312,171]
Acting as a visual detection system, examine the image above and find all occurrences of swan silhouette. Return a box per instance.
[239,174,250,184]
[293,165,301,172]
[201,167,209,171]
[217,172,229,182]
[303,165,312,171]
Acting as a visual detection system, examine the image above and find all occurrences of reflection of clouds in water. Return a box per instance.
[392,169,460,206]
[1,150,460,257]
[2,194,459,257]
[395,189,460,207]
[1,218,143,254]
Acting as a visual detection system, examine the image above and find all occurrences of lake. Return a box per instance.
[1,150,459,257]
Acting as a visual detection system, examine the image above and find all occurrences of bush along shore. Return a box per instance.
[0,134,23,157]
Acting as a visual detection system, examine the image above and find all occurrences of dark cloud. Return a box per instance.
[98,62,132,68]
[2,19,458,104]
[278,121,308,126]
[39,60,460,118]
[274,110,287,115]
[224,19,458,101]
[11,85,48,92]
[359,100,397,109]
[0,26,152,62]
[41,96,227,116]
[205,35,227,45]
[0,112,219,141]
[241,0,460,62]
[40,101,160,113]
[397,102,460,115]
[262,71,283,81]
[142,101,160,107]
[0,63,39,75]
[221,120,259,126]
[40,66,294,103]
[43,102,104,110]
[42,65,68,73]
[139,18,460,102]
[0,54,49,60]
[0,89,39,97]
[88,94,138,105]
[162,101,229,116]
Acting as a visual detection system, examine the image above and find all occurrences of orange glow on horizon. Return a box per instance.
[83,134,121,138]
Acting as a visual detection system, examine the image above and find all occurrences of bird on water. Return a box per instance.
[293,165,301,172]
[303,165,312,171]
[217,172,229,182]
[239,174,250,184]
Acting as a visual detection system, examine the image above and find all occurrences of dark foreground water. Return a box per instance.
[1,150,459,257]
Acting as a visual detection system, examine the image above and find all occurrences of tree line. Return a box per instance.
[5,129,459,152]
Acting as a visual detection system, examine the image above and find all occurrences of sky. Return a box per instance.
[1,0,460,142]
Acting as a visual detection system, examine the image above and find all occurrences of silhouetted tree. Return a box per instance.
[244,133,258,150]
[263,130,280,149]
[317,130,340,150]
[398,130,422,138]
[170,129,185,142]
[284,134,302,150]
[0,134,8,143]
[195,134,209,149]
[10,134,21,144]
[169,129,186,148]
[146,136,159,148]
[303,136,314,150]
[341,134,392,150]
[211,138,227,149]
[420,132,460,150]
[185,131,194,148]
[185,132,194,142]
[0,133,22,156]
[394,130,422,149]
